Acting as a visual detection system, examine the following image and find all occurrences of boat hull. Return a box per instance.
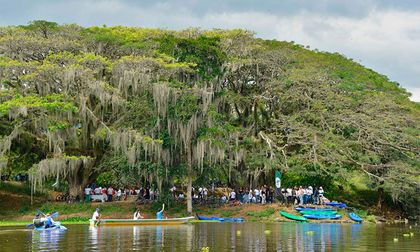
[92,217,194,226]
[349,212,363,223]
[303,214,342,220]
[295,207,334,212]
[325,202,347,208]
[34,221,67,231]
[280,211,307,221]
[196,216,244,222]
[299,210,338,215]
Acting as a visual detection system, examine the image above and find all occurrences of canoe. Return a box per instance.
[349,212,363,223]
[280,211,307,221]
[34,221,67,231]
[295,207,335,212]
[326,202,347,208]
[300,210,337,215]
[303,214,342,220]
[196,215,244,222]
[92,216,194,226]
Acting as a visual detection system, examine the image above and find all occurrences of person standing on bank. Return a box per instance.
[156,204,165,219]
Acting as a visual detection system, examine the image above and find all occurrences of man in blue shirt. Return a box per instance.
[156,204,165,219]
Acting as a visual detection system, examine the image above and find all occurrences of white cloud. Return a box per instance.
[190,10,420,101]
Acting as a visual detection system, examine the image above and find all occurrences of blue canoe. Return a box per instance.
[349,212,363,223]
[326,202,347,208]
[34,221,67,231]
[197,215,244,222]
[303,214,342,220]
[295,207,335,212]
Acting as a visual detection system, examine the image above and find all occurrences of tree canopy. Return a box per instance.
[0,21,418,217]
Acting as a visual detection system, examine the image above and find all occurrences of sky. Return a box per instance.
[1,0,419,101]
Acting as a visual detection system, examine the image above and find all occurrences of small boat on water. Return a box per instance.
[280,211,307,222]
[34,221,67,231]
[196,215,244,222]
[349,212,363,223]
[91,216,194,226]
[303,214,342,220]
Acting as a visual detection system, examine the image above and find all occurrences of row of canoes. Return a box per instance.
[88,216,243,227]
[33,211,362,230]
[280,206,363,223]
[32,204,360,231]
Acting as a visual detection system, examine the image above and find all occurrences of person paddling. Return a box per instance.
[43,213,56,228]
[156,204,165,220]
[133,209,144,220]
[92,208,101,226]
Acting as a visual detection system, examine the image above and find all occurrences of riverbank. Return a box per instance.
[0,200,383,227]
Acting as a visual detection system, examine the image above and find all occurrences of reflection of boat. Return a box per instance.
[196,215,244,222]
[348,212,363,223]
[280,211,307,221]
[303,214,342,220]
[34,221,67,231]
[92,216,194,226]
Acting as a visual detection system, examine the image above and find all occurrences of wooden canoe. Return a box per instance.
[92,216,194,226]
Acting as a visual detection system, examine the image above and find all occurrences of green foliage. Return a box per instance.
[246,208,275,218]
[0,94,77,116]
[0,22,418,218]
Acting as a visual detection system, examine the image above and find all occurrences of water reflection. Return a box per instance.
[1,222,419,251]
[31,229,66,251]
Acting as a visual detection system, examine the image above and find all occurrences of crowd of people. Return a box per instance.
[83,184,158,203]
[83,182,327,206]
[281,186,327,205]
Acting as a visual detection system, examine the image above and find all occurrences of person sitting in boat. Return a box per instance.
[133,209,144,220]
[156,204,165,220]
[43,213,56,228]
[33,213,44,228]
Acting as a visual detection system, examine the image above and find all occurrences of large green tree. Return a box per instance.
[0,22,418,217]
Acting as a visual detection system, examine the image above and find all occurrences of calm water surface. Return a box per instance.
[0,222,418,251]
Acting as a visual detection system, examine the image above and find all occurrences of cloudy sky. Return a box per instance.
[1,0,419,101]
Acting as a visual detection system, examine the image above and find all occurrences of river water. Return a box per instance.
[0,222,418,251]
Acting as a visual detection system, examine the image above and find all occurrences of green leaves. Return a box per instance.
[0,94,77,117]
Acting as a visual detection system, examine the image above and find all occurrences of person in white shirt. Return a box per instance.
[94,187,101,195]
[133,209,144,220]
[261,192,266,204]
[203,188,208,200]
[229,191,236,201]
[198,187,203,200]
[116,189,122,201]
[84,187,92,203]
[254,189,260,203]
[307,186,313,204]
[178,193,185,200]
[318,186,325,205]
[221,195,227,204]
[92,208,100,220]
[107,187,114,202]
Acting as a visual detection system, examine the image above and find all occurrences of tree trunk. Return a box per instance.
[377,187,384,210]
[186,143,193,213]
